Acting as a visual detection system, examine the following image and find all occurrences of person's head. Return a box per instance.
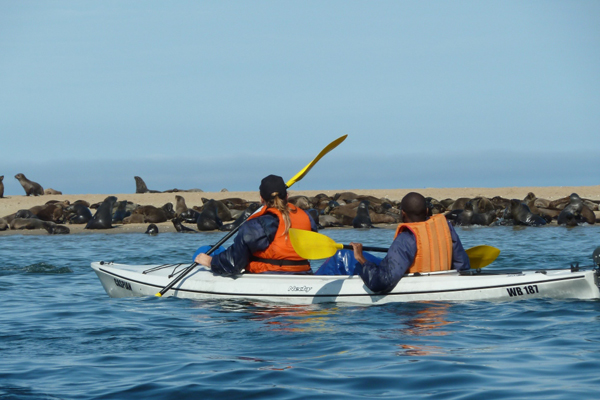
[259,174,292,235]
[259,174,288,205]
[400,192,428,223]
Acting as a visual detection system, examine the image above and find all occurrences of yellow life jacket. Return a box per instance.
[394,214,453,273]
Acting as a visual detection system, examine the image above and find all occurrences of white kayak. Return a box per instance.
[91,261,600,304]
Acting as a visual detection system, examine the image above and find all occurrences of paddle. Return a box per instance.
[465,245,501,269]
[155,134,348,297]
[288,228,500,269]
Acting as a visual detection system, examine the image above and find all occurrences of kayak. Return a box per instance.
[91,261,600,304]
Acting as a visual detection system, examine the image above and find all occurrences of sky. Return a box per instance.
[1,1,598,195]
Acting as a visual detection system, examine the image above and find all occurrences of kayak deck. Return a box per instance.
[91,261,600,304]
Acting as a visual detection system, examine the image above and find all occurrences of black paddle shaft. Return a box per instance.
[157,217,246,296]
[341,244,389,253]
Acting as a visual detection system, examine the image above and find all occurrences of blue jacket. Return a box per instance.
[358,221,470,293]
[210,211,318,276]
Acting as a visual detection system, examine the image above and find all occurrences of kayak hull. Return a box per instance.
[91,262,600,304]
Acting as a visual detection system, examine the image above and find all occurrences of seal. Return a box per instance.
[425,197,446,215]
[470,197,495,214]
[471,209,497,226]
[0,217,8,231]
[557,193,596,226]
[334,192,361,203]
[44,188,62,195]
[14,173,44,196]
[132,203,175,223]
[288,196,312,210]
[134,176,161,193]
[318,215,343,228]
[196,199,223,231]
[15,209,39,219]
[32,201,69,223]
[454,209,473,226]
[491,196,511,210]
[440,198,455,209]
[175,195,189,216]
[369,212,396,224]
[112,201,131,223]
[11,217,46,230]
[328,202,360,219]
[219,203,260,232]
[1,212,16,225]
[353,200,374,229]
[85,196,117,229]
[145,224,159,235]
[175,195,200,223]
[172,217,198,233]
[450,197,471,211]
[313,197,334,212]
[524,192,542,215]
[49,224,70,234]
[122,214,145,224]
[10,218,69,234]
[65,203,93,224]
[505,199,546,227]
[221,197,251,210]
[0,175,4,198]
[323,200,341,215]
[200,198,232,222]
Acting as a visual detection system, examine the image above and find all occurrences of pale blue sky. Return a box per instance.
[1,1,598,195]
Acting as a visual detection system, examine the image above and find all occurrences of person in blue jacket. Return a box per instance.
[195,175,319,276]
[350,192,470,293]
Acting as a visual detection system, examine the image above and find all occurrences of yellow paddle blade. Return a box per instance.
[286,135,347,188]
[289,228,343,259]
[466,245,501,269]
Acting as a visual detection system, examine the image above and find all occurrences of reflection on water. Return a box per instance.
[379,302,454,356]
[247,304,338,333]
[401,302,453,337]
[191,300,339,333]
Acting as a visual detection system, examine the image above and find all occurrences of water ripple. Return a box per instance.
[1,227,600,399]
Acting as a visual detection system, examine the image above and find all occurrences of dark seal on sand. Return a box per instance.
[353,201,374,229]
[134,176,161,194]
[196,200,223,231]
[86,196,118,229]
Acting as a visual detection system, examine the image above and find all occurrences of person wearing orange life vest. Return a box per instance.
[350,192,470,293]
[194,175,318,276]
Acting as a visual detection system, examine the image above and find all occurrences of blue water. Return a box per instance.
[1,226,600,399]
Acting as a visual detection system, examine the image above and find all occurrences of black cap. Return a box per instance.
[259,175,287,201]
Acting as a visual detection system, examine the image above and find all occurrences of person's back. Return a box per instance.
[195,175,317,276]
[351,192,470,293]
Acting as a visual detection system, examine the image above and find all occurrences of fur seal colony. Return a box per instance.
[0,185,598,235]
[0,174,598,235]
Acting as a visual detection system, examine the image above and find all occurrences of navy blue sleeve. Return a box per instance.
[307,212,319,232]
[448,221,470,271]
[358,230,417,293]
[209,215,279,276]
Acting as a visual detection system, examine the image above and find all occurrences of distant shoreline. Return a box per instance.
[1,185,599,236]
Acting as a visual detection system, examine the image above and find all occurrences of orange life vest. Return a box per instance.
[394,213,453,273]
[246,204,312,273]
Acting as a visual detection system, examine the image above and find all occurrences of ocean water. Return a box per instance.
[1,226,600,399]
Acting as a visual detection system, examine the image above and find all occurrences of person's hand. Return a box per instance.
[350,242,367,265]
[195,253,212,268]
